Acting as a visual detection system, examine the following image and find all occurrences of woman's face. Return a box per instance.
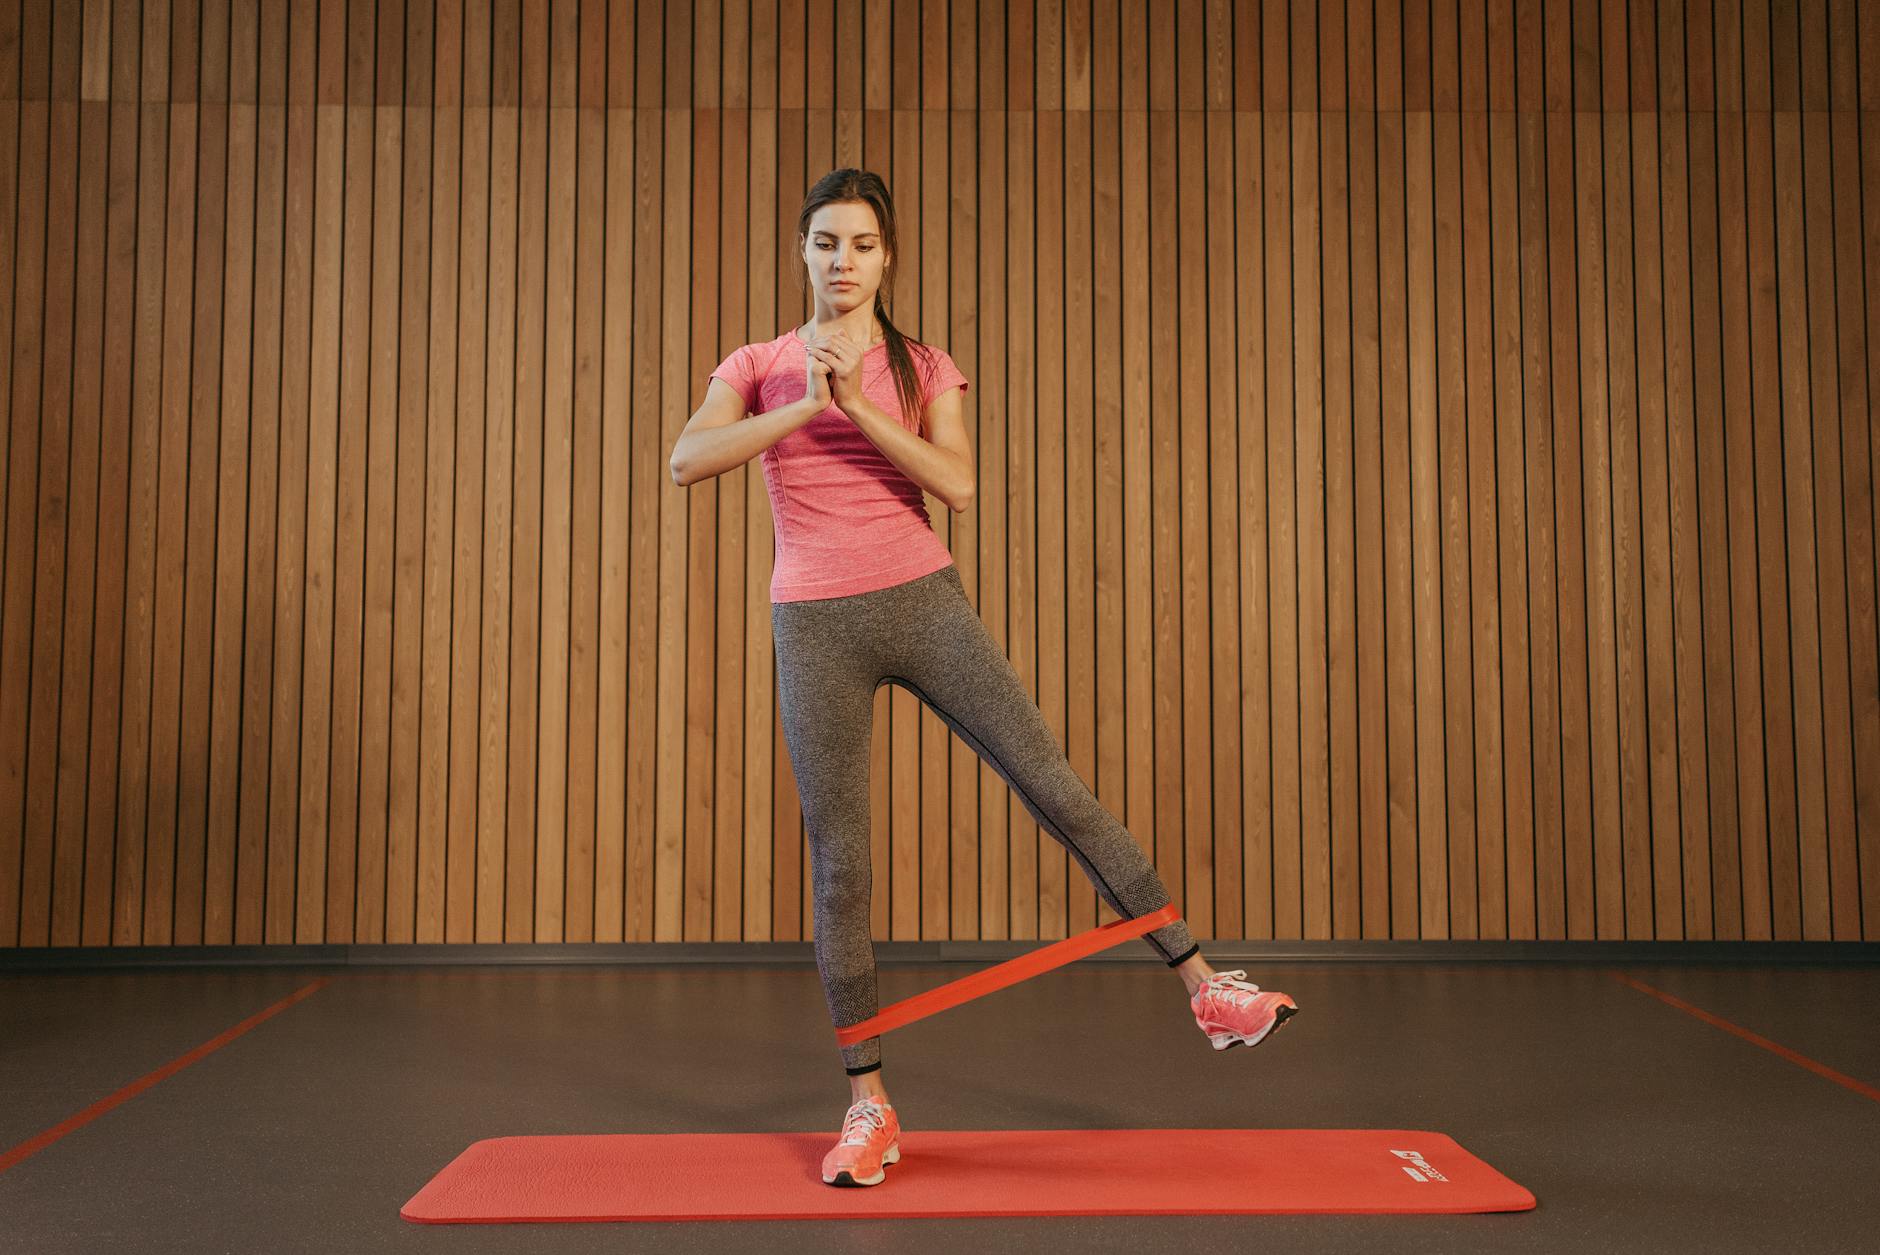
[802,202,888,311]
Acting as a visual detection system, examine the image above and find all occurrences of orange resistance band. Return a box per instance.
[833,903,1184,1047]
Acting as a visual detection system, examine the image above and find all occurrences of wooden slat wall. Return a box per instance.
[1,0,1876,949]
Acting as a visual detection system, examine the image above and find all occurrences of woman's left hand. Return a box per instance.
[806,332,866,411]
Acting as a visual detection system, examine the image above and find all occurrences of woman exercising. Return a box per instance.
[669,168,1298,1188]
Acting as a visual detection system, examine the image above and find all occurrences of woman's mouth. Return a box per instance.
[831,281,855,289]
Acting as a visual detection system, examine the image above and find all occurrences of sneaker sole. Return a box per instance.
[1206,1002,1299,1051]
[823,1140,901,1186]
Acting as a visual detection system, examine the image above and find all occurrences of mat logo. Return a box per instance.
[1389,1148,1450,1183]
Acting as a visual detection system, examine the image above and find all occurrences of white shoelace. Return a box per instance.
[1197,969,1263,1010]
[839,1100,888,1146]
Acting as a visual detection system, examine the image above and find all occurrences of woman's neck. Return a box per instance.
[801,306,883,346]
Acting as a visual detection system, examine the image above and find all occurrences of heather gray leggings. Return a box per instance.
[772,562,1200,1076]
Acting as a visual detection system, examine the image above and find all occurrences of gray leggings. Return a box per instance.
[772,562,1200,1075]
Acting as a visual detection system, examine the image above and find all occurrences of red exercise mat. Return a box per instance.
[401,1128,1535,1222]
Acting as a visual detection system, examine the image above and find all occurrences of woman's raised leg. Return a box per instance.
[878,566,1202,967]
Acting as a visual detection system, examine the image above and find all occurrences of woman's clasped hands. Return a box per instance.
[804,330,868,412]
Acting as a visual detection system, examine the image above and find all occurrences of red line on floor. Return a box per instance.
[1610,971,1880,1104]
[0,977,335,1177]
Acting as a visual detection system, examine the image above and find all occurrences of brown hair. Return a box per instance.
[795,169,936,431]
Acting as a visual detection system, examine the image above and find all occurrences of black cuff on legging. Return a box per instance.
[1165,942,1200,967]
[844,1060,882,1076]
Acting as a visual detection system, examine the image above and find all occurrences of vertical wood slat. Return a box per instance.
[1490,95,1536,941]
[679,69,713,948]
[453,0,488,944]
[1772,102,1828,938]
[951,40,985,944]
[1065,44,1094,942]
[534,20,574,943]
[23,57,74,947]
[205,58,251,946]
[265,0,313,945]
[48,12,87,947]
[1205,3,1242,941]
[1687,77,1745,940]
[1856,89,1880,935]
[1575,104,1622,938]
[144,85,196,944]
[1633,103,1684,939]
[1659,78,1716,939]
[709,97,744,947]
[342,0,385,946]
[1003,101,1036,941]
[1802,102,1860,940]
[419,0,463,943]
[1376,61,1417,940]
[1033,89,1067,944]
[0,22,16,942]
[1515,85,1561,941]
[596,0,633,942]
[617,0,654,932]
[482,3,520,945]
[308,0,351,944]
[1293,96,1328,939]
[1236,83,1277,941]
[1320,12,1357,941]
[1264,96,1300,939]
[3,0,1879,953]
[1177,19,1212,942]
[174,27,227,947]
[1462,63,1503,940]
[974,0,1007,943]
[1406,105,1447,937]
[1135,85,1165,931]
[1604,101,1653,942]
[84,81,137,947]
[1348,22,1387,941]
[1433,8,1478,940]
[1828,0,1878,952]
[1717,85,1774,941]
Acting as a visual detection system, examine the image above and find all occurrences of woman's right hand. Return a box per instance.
[804,342,833,411]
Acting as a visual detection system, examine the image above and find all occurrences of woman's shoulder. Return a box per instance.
[894,338,953,374]
[908,340,968,392]
[745,329,800,367]
[717,331,796,376]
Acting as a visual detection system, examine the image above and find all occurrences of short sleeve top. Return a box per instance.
[709,328,970,603]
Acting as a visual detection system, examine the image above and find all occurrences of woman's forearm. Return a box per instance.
[839,394,974,512]
[671,396,821,486]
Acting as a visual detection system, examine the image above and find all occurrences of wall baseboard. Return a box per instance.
[0,939,1875,971]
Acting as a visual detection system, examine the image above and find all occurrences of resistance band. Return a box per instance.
[834,903,1183,1046]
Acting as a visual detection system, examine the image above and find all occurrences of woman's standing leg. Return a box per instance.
[879,566,1203,966]
[772,598,890,1079]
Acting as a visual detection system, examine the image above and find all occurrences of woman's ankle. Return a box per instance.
[1175,951,1217,995]
[847,1074,889,1104]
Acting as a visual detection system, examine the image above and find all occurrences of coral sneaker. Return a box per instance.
[1191,969,1298,1050]
[821,1094,902,1186]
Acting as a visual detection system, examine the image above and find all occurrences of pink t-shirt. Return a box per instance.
[709,328,970,602]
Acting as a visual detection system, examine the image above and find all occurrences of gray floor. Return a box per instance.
[1,959,1876,1253]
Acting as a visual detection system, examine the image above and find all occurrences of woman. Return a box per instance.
[670,169,1298,1188]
